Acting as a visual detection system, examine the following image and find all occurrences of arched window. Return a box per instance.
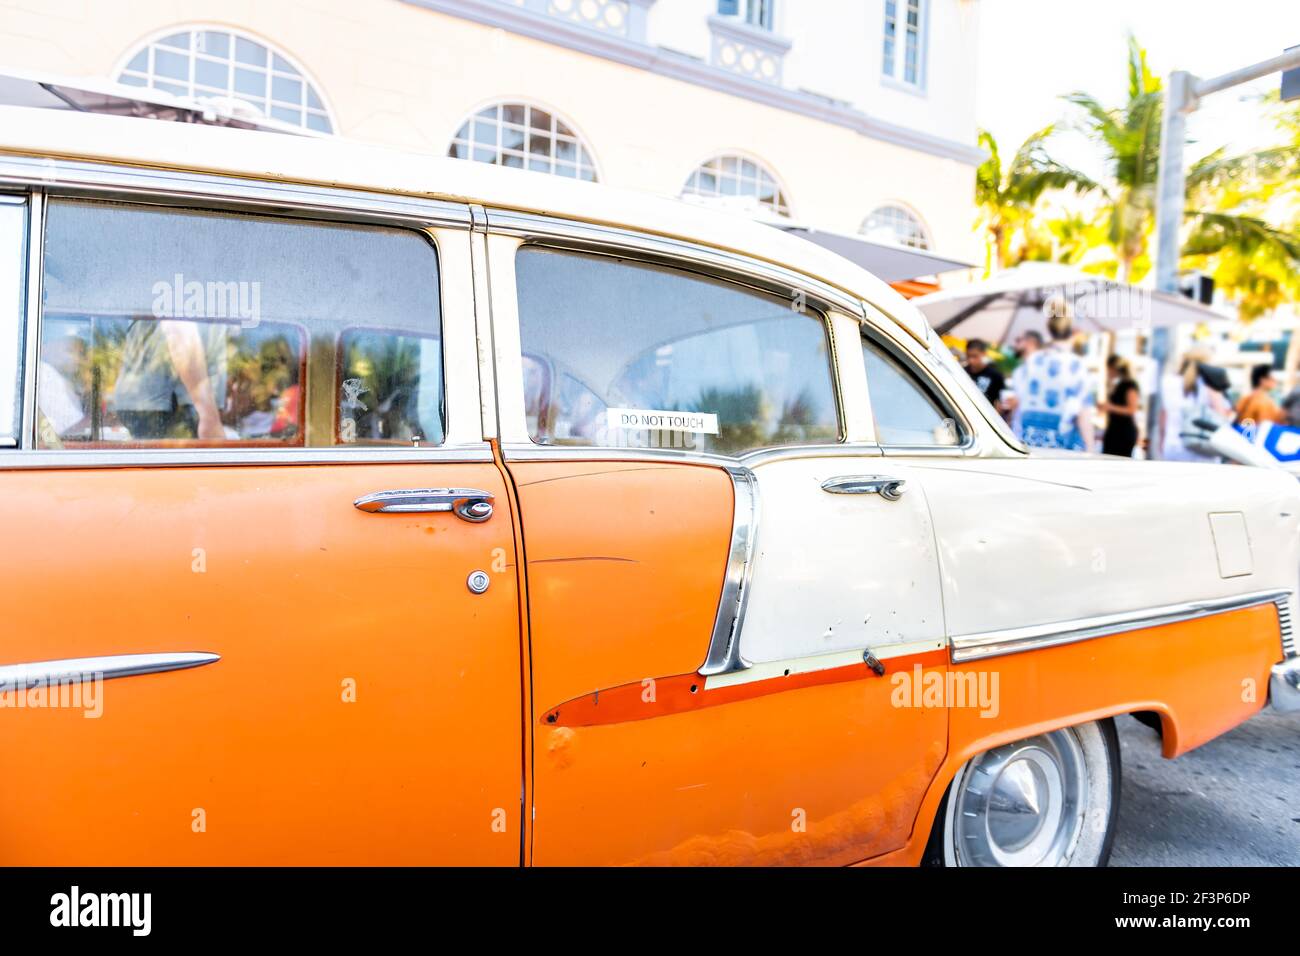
[680,154,791,216]
[116,28,333,133]
[861,204,930,249]
[448,102,599,181]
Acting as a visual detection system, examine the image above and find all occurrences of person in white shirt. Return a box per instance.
[1158,348,1233,462]
[1005,330,1043,433]
[1013,303,1095,451]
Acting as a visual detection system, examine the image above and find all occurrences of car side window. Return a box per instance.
[37,200,443,449]
[515,247,839,456]
[0,195,25,446]
[862,333,961,447]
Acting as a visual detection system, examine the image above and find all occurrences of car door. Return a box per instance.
[0,182,522,864]
[485,229,949,865]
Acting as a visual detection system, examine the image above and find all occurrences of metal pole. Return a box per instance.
[1148,71,1194,457]
[1147,48,1300,457]
[1154,70,1194,295]
[1195,46,1300,99]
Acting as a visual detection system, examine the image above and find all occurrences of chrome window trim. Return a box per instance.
[500,441,882,468]
[498,231,850,459]
[858,317,980,458]
[0,652,220,688]
[486,207,867,320]
[950,588,1294,663]
[0,445,494,470]
[698,465,759,677]
[3,162,482,456]
[861,297,1027,457]
[0,155,470,229]
[17,189,41,450]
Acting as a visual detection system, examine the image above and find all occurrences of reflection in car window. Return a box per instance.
[862,335,961,446]
[338,329,442,445]
[37,200,443,448]
[515,248,838,456]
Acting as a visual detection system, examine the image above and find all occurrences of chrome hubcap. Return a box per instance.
[949,729,1086,866]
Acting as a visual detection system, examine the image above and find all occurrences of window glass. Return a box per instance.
[116,28,333,133]
[681,154,790,217]
[718,0,774,29]
[38,200,442,449]
[861,204,929,250]
[338,329,442,445]
[882,0,925,87]
[0,196,25,445]
[516,248,838,456]
[448,102,598,181]
[862,335,961,446]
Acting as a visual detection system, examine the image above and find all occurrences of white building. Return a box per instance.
[0,0,983,267]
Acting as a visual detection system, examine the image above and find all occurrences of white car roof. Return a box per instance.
[0,105,927,341]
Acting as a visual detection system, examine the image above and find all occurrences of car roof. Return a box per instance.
[0,105,928,341]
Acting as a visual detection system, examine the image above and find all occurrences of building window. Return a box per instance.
[681,154,791,217]
[116,28,333,133]
[861,205,930,249]
[448,102,598,181]
[882,0,926,87]
[717,0,775,30]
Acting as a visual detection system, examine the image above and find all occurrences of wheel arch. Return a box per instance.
[856,702,1180,867]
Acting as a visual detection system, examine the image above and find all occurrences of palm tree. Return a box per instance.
[974,127,1095,272]
[1181,94,1300,317]
[1056,35,1299,286]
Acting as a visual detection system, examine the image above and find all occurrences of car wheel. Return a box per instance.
[939,718,1120,867]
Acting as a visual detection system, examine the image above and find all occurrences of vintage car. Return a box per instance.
[0,105,1297,868]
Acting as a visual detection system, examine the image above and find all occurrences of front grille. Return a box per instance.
[1276,596,1296,658]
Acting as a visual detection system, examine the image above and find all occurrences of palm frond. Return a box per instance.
[1187,145,1298,190]
[975,129,1002,206]
[1182,210,1300,261]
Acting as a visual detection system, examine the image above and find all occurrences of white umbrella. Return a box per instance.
[914,262,1226,344]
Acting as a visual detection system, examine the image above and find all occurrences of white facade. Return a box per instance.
[0,0,983,261]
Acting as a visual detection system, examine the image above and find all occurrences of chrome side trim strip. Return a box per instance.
[1276,594,1296,658]
[0,445,495,469]
[0,652,220,688]
[501,441,883,468]
[0,155,471,228]
[18,188,42,450]
[698,465,759,677]
[950,588,1293,663]
[486,208,868,320]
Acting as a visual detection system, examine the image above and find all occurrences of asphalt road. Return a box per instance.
[1109,711,1300,866]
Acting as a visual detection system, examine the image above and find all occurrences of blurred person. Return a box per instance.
[112,318,228,442]
[1158,347,1233,462]
[1100,355,1140,458]
[964,338,1006,407]
[1004,330,1044,430]
[1234,363,1285,428]
[1012,301,1094,451]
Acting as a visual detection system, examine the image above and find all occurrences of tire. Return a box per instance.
[934,718,1121,867]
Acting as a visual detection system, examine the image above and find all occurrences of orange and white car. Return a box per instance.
[0,106,1297,867]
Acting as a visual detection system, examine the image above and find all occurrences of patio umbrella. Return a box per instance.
[913,262,1225,344]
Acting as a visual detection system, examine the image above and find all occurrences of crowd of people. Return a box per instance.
[957,300,1294,461]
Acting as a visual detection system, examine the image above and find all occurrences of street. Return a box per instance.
[1111,711,1300,866]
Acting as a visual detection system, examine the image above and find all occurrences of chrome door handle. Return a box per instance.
[821,475,907,501]
[354,488,494,522]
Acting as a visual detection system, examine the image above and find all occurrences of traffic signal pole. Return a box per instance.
[1155,47,1300,296]
[1147,47,1300,457]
